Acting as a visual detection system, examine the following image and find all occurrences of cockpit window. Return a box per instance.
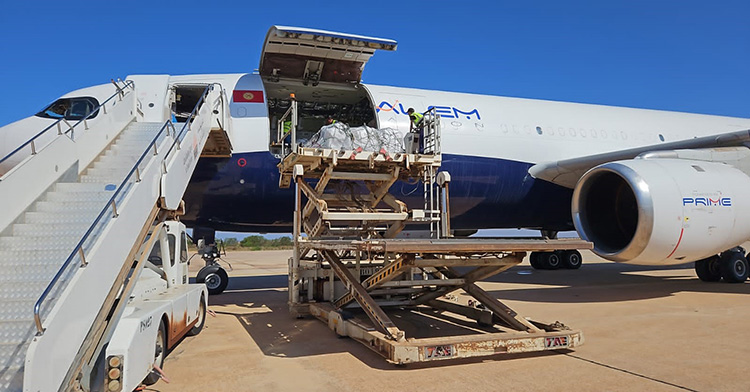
[35,97,100,120]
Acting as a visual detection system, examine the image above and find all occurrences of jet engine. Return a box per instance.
[571,158,750,265]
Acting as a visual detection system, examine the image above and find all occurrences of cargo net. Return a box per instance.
[303,123,405,154]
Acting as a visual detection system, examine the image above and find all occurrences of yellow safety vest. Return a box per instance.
[283,121,292,134]
[411,112,423,126]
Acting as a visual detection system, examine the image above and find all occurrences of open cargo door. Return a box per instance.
[260,26,397,86]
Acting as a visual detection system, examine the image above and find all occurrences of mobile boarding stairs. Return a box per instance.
[0,80,225,391]
[278,107,592,364]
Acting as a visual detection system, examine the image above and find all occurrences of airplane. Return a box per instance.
[3,25,750,287]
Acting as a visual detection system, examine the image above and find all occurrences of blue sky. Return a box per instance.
[1,0,748,127]
[2,0,749,238]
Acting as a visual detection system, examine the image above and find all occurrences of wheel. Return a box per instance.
[197,265,229,295]
[539,252,560,270]
[720,252,749,283]
[561,250,583,269]
[143,320,166,385]
[187,294,206,336]
[695,256,721,282]
[529,252,542,269]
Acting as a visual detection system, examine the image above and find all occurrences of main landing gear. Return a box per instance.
[529,250,583,270]
[695,247,748,283]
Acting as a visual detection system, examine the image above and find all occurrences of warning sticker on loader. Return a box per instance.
[424,345,454,359]
[544,336,569,349]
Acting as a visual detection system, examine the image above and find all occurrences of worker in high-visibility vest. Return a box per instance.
[406,108,424,153]
[325,117,338,125]
[406,108,423,130]
[283,120,292,135]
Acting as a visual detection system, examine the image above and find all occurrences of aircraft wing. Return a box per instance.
[528,128,750,188]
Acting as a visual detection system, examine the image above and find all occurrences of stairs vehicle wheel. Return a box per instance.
[143,320,167,386]
[187,294,207,336]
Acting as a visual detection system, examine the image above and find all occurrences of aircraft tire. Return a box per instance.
[197,265,229,295]
[560,250,583,269]
[719,252,749,283]
[143,320,167,385]
[529,252,542,269]
[694,256,721,282]
[539,252,560,270]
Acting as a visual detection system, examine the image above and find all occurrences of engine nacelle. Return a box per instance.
[572,158,750,265]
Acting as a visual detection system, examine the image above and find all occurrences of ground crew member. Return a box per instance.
[406,108,424,153]
[325,117,337,125]
[283,120,292,135]
[406,108,423,131]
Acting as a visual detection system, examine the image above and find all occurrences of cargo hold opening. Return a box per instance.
[263,79,377,154]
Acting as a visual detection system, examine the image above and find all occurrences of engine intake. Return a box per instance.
[572,158,750,264]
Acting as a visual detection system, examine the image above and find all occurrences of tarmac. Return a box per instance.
[151,249,750,392]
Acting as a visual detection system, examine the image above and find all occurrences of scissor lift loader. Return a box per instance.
[278,109,591,364]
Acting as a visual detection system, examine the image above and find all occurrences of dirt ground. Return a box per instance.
[148,249,750,392]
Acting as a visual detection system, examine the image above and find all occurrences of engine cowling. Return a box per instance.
[572,158,750,265]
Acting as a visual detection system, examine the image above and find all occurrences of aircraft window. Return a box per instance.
[35,97,100,120]
[536,126,543,135]
[659,134,665,142]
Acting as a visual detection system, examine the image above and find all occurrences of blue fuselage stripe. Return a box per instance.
[181,152,573,233]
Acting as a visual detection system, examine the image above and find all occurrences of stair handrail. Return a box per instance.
[0,80,135,171]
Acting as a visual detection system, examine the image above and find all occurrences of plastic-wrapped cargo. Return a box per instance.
[304,123,405,153]
[304,123,354,150]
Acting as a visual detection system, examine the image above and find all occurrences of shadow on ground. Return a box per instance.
[483,262,750,303]
[202,261,748,367]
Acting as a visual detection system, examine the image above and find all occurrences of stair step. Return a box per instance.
[0,235,81,250]
[2,249,68,261]
[0,363,24,392]
[0,259,70,273]
[45,191,113,203]
[0,299,36,321]
[23,211,99,225]
[13,222,90,236]
[0,281,49,300]
[34,200,103,212]
[0,273,55,285]
[54,182,117,193]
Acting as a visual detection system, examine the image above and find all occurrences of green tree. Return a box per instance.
[224,237,239,248]
[240,235,265,248]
